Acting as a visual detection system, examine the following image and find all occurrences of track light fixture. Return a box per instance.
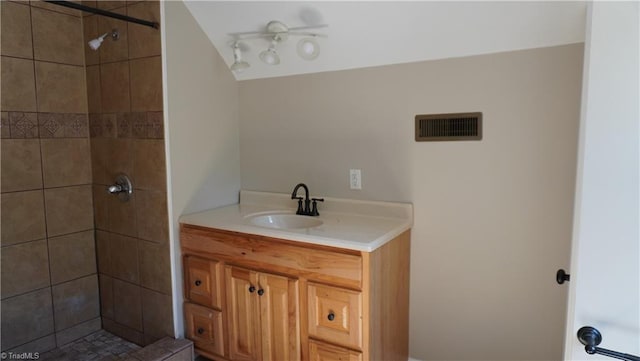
[230,42,250,72]
[227,20,327,72]
[88,29,119,50]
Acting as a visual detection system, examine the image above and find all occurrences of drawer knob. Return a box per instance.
[257,289,265,296]
[327,312,335,321]
[194,280,202,286]
[197,327,204,335]
[249,286,256,293]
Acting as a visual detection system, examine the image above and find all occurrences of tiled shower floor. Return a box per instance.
[39,330,141,360]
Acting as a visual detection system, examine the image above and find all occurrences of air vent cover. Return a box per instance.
[415,112,482,141]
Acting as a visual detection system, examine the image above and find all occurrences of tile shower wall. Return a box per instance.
[1,0,172,352]
[1,0,98,353]
[81,0,174,346]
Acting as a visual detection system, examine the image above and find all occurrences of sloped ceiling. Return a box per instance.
[184,1,586,81]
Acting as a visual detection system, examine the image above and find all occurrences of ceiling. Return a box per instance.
[183,1,587,81]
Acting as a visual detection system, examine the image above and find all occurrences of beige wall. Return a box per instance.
[163,1,241,337]
[239,44,583,360]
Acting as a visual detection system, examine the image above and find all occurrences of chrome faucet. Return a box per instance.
[291,183,323,216]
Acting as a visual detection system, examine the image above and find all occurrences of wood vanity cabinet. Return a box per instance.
[181,224,410,361]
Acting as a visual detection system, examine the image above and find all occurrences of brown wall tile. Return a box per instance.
[52,274,99,331]
[1,112,10,138]
[95,230,111,275]
[0,288,55,350]
[141,288,174,341]
[1,57,37,112]
[113,279,143,331]
[32,7,84,65]
[1,240,50,299]
[93,185,109,230]
[48,230,97,285]
[90,138,108,185]
[55,317,101,346]
[41,138,92,188]
[147,111,163,139]
[35,61,87,113]
[107,191,137,236]
[99,274,114,319]
[138,240,171,294]
[44,185,93,237]
[1,1,33,58]
[130,56,162,111]
[109,233,139,283]
[1,190,46,246]
[83,15,99,66]
[97,8,129,63]
[96,1,125,11]
[1,139,43,192]
[86,65,102,112]
[127,1,160,59]
[100,61,130,112]
[9,112,39,138]
[135,190,168,243]
[133,139,165,190]
[102,317,143,346]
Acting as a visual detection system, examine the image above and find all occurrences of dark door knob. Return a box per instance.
[197,327,204,335]
[194,280,202,286]
[557,269,570,284]
[257,289,265,296]
[327,312,335,321]
[249,286,256,293]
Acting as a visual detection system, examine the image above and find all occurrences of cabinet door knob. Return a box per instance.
[194,280,202,286]
[197,327,204,335]
[257,289,265,296]
[249,286,256,293]
[327,312,335,321]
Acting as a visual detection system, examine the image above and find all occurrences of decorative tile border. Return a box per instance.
[0,112,162,139]
[90,112,163,139]
[38,113,89,138]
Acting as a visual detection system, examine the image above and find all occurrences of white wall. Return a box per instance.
[162,1,241,337]
[564,2,639,359]
[239,44,583,360]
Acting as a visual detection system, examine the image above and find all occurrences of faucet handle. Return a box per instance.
[311,198,324,216]
[293,197,304,215]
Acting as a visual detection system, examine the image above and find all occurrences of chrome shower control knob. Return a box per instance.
[107,173,133,202]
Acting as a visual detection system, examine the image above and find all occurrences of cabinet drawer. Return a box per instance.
[309,340,362,361]
[308,283,362,349]
[184,302,225,357]
[185,256,222,309]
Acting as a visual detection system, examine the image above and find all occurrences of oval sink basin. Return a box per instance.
[249,214,323,230]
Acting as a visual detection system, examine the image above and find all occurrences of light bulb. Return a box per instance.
[259,47,280,65]
[297,38,320,60]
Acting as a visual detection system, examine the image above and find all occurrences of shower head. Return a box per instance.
[88,29,119,50]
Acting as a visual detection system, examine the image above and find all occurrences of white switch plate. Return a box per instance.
[350,169,362,190]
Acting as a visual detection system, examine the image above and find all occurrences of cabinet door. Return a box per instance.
[185,256,223,309]
[226,266,261,361]
[308,340,362,361]
[258,273,300,361]
[184,302,225,357]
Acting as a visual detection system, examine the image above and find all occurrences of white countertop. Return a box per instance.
[179,190,413,252]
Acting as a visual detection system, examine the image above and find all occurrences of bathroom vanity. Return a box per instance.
[180,191,412,361]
